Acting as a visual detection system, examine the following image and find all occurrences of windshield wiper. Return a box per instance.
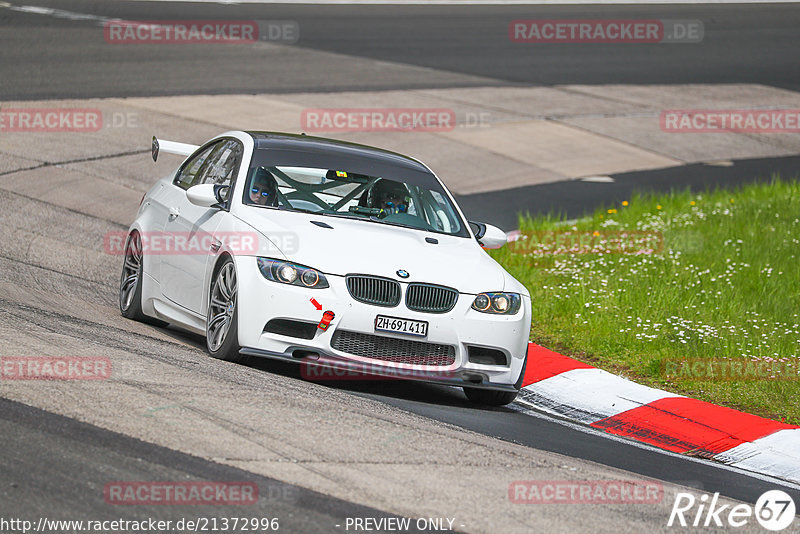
[322,212,369,221]
[368,216,430,232]
[276,206,368,221]
[269,205,424,228]
[276,205,325,215]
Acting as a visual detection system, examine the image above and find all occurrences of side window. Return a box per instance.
[199,139,243,188]
[196,139,244,207]
[174,142,220,190]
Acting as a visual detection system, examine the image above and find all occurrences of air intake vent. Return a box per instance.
[264,319,318,340]
[467,346,508,366]
[405,283,458,313]
[345,275,401,307]
[331,330,455,366]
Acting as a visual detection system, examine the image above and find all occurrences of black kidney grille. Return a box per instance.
[405,283,458,313]
[331,330,456,366]
[345,275,401,307]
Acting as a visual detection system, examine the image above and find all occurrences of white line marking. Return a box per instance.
[580,175,615,183]
[5,4,119,25]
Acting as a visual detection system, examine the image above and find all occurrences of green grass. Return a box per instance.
[491,177,800,424]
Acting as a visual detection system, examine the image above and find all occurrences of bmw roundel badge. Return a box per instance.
[396,269,410,279]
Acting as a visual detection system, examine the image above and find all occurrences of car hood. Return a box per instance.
[234,208,508,294]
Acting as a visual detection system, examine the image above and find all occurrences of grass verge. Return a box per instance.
[491,177,800,424]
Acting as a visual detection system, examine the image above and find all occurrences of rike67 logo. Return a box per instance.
[668,490,796,531]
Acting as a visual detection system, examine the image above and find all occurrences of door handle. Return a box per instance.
[168,207,180,221]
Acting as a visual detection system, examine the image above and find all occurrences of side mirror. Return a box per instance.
[186,184,228,208]
[469,221,507,249]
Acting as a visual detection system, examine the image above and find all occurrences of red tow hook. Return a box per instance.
[317,310,335,331]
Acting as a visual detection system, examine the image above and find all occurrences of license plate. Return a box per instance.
[375,315,428,337]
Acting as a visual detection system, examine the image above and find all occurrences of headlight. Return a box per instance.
[473,293,491,311]
[257,258,329,289]
[300,269,320,287]
[277,264,298,283]
[472,292,521,315]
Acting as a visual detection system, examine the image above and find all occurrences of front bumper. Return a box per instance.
[234,256,531,390]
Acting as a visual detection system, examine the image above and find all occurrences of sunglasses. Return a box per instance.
[385,201,408,212]
[251,187,271,197]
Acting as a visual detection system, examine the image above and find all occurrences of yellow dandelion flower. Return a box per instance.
[656,205,662,210]
[622,201,629,206]
[690,201,696,206]
[593,231,600,236]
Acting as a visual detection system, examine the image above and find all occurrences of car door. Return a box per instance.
[145,142,216,286]
[159,138,243,313]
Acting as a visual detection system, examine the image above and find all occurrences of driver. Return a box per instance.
[367,179,410,215]
[249,168,278,207]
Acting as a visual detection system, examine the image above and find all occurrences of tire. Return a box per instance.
[463,352,527,406]
[463,387,518,406]
[206,258,245,363]
[119,231,167,326]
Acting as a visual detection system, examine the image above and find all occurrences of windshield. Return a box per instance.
[242,165,469,237]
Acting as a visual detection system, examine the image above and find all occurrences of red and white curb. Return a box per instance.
[518,343,800,485]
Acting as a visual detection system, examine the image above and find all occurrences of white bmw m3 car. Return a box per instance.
[120,131,531,405]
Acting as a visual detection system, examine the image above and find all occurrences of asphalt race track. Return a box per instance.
[456,154,800,231]
[0,398,429,533]
[2,1,800,99]
[1,1,799,532]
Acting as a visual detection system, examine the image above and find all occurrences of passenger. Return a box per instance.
[249,168,278,207]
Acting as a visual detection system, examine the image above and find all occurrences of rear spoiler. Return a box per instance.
[151,136,200,162]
